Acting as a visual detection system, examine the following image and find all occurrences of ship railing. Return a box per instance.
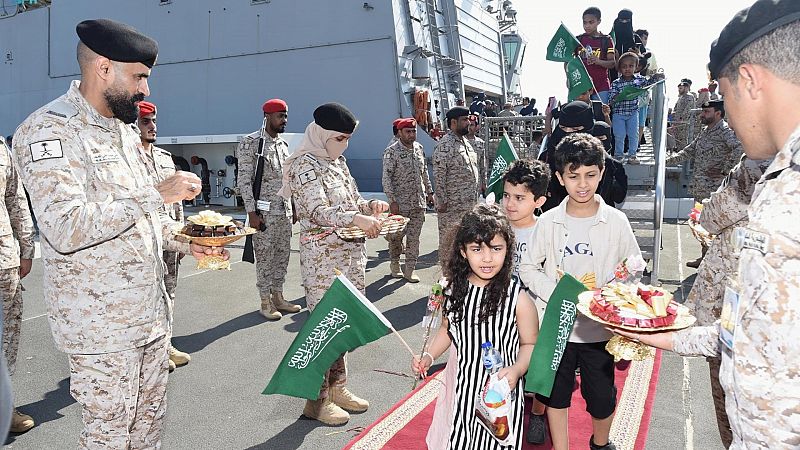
[481,115,546,161]
[650,80,669,281]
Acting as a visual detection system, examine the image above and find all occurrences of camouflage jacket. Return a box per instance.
[11,81,190,354]
[0,139,35,269]
[287,153,372,233]
[666,119,744,201]
[466,135,486,184]
[381,140,432,209]
[432,131,480,208]
[236,131,291,216]
[674,125,800,449]
[139,144,183,224]
[686,156,770,325]
[673,93,695,123]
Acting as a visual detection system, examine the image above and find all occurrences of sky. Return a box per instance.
[511,1,755,106]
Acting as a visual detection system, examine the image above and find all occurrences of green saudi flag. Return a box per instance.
[566,56,596,101]
[263,275,393,400]
[546,23,580,62]
[524,274,587,397]
[485,133,519,201]
[610,84,656,105]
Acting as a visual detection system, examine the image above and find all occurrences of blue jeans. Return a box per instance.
[638,105,648,125]
[592,91,611,104]
[612,113,639,157]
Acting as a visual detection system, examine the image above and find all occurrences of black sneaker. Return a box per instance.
[589,435,617,450]
[526,413,547,445]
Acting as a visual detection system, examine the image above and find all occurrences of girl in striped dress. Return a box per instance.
[413,204,539,449]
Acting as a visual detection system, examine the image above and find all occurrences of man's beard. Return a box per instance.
[104,88,144,124]
[457,125,469,136]
[143,137,157,144]
[701,117,713,125]
[275,125,286,133]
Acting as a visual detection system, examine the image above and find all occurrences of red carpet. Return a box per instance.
[344,351,661,450]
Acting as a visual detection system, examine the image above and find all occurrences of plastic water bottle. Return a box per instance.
[481,341,504,373]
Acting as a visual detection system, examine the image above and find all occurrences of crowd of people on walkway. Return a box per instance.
[1,1,799,449]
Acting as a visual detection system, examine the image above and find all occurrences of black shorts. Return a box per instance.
[534,341,616,419]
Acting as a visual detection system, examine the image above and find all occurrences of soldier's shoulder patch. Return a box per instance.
[29,139,64,162]
[297,169,318,185]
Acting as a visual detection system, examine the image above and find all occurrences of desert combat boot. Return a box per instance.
[389,260,402,278]
[330,386,369,413]
[271,290,301,313]
[169,346,191,367]
[303,398,350,426]
[260,296,282,320]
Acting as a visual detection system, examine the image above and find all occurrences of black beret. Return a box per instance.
[558,101,594,132]
[313,103,358,134]
[445,106,470,122]
[77,19,158,68]
[701,99,724,109]
[709,0,800,79]
[680,78,693,85]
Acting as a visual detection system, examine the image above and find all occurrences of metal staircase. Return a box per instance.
[422,0,450,118]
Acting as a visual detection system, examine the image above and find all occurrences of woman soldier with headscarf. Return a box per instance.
[278,103,389,426]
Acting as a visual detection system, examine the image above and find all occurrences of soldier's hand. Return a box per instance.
[189,242,230,261]
[19,258,32,279]
[157,171,202,204]
[248,211,263,231]
[370,200,390,216]
[708,80,718,92]
[389,201,400,215]
[352,214,382,239]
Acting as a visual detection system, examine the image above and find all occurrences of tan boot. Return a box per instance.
[10,409,34,433]
[403,263,420,283]
[169,346,191,367]
[303,398,350,426]
[330,386,369,413]
[272,291,301,314]
[168,359,176,372]
[260,297,282,321]
[390,260,402,278]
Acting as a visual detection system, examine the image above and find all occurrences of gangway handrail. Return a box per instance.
[650,80,668,282]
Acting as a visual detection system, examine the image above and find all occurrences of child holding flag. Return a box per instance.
[607,52,663,163]
[412,204,538,449]
[518,133,641,450]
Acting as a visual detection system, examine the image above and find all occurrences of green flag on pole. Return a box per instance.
[263,275,393,400]
[546,23,581,62]
[566,56,596,102]
[485,133,519,201]
[610,84,656,105]
[609,29,616,48]
[524,274,588,397]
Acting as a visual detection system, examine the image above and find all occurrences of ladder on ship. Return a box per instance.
[422,0,450,119]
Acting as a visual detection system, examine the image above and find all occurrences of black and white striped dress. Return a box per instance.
[446,279,524,449]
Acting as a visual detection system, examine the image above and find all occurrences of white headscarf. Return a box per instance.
[277,121,355,199]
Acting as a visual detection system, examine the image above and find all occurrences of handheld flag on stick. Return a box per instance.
[610,84,656,105]
[264,274,412,400]
[524,273,588,397]
[565,56,597,102]
[546,23,581,63]
[485,133,519,201]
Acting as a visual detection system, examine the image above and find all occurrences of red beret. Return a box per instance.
[392,118,403,127]
[396,118,416,130]
[262,99,288,114]
[138,101,156,117]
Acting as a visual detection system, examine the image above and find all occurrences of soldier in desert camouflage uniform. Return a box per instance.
[432,107,480,263]
[667,99,744,267]
[382,118,433,282]
[279,103,388,426]
[135,101,192,372]
[236,99,300,320]
[11,19,225,449]
[0,137,36,434]
[465,114,486,191]
[684,155,770,447]
[614,3,800,447]
[670,81,695,151]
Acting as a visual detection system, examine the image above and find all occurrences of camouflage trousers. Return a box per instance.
[437,206,473,266]
[254,214,292,298]
[163,251,180,299]
[299,234,365,399]
[386,207,425,270]
[69,335,169,450]
[0,267,22,376]
[672,123,690,151]
[708,356,733,448]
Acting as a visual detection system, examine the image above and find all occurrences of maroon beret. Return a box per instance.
[262,99,288,114]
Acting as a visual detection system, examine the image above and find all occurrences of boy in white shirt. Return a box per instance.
[519,133,641,450]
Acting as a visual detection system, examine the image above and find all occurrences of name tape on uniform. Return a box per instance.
[91,153,121,164]
[29,140,63,162]
[734,227,769,255]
